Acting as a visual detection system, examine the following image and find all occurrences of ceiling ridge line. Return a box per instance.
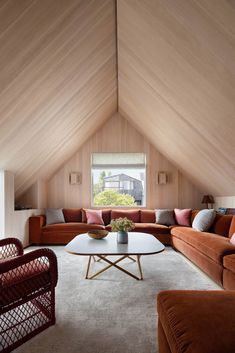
[115,0,119,112]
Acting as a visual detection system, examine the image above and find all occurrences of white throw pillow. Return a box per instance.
[192,209,216,232]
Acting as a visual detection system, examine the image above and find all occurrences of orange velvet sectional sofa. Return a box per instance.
[29,208,172,245]
[29,208,235,289]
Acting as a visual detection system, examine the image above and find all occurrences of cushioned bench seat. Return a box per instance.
[157,290,235,353]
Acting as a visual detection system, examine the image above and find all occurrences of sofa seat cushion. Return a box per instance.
[157,290,235,353]
[0,259,49,287]
[171,227,235,263]
[42,223,105,233]
[105,223,169,234]
[224,254,235,274]
[132,223,169,234]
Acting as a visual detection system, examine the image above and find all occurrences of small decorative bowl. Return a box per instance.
[88,230,109,239]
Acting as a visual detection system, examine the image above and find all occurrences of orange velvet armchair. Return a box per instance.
[0,238,58,353]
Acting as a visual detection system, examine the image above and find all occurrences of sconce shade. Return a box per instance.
[157,172,167,185]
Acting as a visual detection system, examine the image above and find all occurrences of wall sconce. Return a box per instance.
[69,172,82,185]
[157,172,168,185]
[201,195,214,209]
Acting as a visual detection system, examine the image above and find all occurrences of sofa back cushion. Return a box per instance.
[111,210,140,223]
[63,208,82,223]
[82,209,111,225]
[229,216,235,238]
[191,209,200,223]
[210,214,233,237]
[192,209,216,232]
[140,210,155,223]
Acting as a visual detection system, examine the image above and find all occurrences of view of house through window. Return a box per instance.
[91,153,146,207]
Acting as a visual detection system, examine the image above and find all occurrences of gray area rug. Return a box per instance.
[15,246,221,353]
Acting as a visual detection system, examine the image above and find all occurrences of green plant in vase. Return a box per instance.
[110,217,135,244]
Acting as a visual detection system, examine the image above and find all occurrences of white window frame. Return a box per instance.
[91,153,146,208]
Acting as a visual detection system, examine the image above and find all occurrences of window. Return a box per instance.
[91,153,146,207]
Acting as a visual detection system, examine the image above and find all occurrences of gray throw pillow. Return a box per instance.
[46,208,65,225]
[192,209,216,232]
[155,209,175,226]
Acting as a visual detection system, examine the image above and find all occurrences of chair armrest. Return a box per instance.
[29,215,46,244]
[0,248,58,287]
[0,237,24,259]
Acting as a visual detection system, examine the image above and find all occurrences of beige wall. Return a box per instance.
[48,113,203,209]
[0,170,42,246]
[17,180,48,209]
[214,196,235,210]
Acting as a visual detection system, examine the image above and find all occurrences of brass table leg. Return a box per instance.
[87,255,127,279]
[85,255,144,280]
[137,255,143,280]
[85,256,92,279]
[127,256,136,262]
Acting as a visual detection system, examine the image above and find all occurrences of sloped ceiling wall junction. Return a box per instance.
[118,0,235,196]
[0,0,235,199]
[0,0,117,198]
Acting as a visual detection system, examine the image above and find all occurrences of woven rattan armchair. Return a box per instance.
[0,238,58,353]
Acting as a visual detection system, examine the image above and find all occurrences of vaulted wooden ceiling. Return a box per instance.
[1,0,235,198]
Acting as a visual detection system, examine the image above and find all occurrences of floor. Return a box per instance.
[14,246,221,353]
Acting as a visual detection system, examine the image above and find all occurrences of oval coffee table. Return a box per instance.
[65,232,165,280]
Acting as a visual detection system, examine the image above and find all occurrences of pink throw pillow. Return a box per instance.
[230,233,235,246]
[85,209,104,225]
[174,208,191,226]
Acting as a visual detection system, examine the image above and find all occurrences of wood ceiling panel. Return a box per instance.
[0,0,117,196]
[118,0,235,196]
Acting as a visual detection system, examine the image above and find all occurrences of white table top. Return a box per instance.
[65,232,165,256]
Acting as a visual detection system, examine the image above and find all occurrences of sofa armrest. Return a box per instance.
[29,215,46,244]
